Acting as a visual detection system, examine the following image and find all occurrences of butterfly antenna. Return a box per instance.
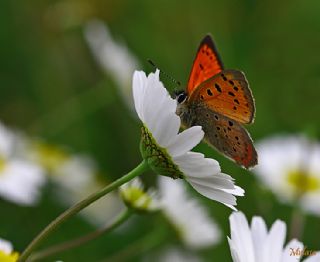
[147,59,181,89]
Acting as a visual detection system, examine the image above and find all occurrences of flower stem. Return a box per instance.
[29,209,133,261]
[289,206,305,240]
[18,160,149,262]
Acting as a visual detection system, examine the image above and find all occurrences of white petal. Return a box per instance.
[228,212,255,262]
[0,122,16,157]
[303,251,320,262]
[132,70,147,120]
[0,238,13,255]
[281,238,304,262]
[188,179,237,207]
[174,152,220,178]
[133,69,180,147]
[187,174,236,190]
[167,126,204,157]
[0,160,46,206]
[228,237,242,262]
[264,220,286,262]
[140,76,158,125]
[251,216,268,262]
[153,112,180,147]
[147,92,176,136]
[223,185,245,196]
[299,193,320,216]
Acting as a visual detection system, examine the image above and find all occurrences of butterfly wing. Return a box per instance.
[189,69,255,124]
[187,35,224,95]
[192,105,257,168]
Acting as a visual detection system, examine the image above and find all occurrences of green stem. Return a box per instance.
[18,160,149,262]
[29,209,133,261]
[289,205,305,240]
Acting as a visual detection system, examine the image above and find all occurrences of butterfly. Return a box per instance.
[175,34,257,168]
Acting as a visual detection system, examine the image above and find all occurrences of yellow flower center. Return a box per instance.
[0,250,19,262]
[121,187,152,211]
[287,170,320,194]
[0,156,6,172]
[34,143,69,172]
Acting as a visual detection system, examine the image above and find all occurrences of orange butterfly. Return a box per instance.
[176,35,257,168]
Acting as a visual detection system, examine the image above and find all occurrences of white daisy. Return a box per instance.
[159,176,221,249]
[0,237,19,261]
[228,211,320,262]
[120,177,160,212]
[253,135,320,215]
[0,123,45,206]
[84,19,140,110]
[133,70,244,209]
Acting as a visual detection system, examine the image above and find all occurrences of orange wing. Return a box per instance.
[189,70,255,124]
[187,35,224,95]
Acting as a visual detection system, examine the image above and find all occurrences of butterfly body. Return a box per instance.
[176,35,257,168]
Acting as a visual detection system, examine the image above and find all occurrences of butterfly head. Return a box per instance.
[174,90,188,104]
[174,90,190,127]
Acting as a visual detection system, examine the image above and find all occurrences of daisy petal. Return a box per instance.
[167,126,204,157]
[173,152,220,178]
[303,252,320,262]
[223,185,245,196]
[188,180,237,207]
[0,238,13,255]
[132,71,147,120]
[187,174,236,190]
[251,216,268,262]
[281,238,303,262]
[265,220,286,262]
[153,112,180,147]
[229,212,255,262]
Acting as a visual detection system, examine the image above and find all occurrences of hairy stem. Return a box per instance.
[18,160,148,262]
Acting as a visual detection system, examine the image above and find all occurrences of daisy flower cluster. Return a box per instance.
[253,135,320,215]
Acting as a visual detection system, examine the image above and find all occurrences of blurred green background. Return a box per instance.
[0,0,319,261]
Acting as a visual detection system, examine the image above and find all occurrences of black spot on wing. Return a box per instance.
[214,83,222,93]
[207,89,213,96]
